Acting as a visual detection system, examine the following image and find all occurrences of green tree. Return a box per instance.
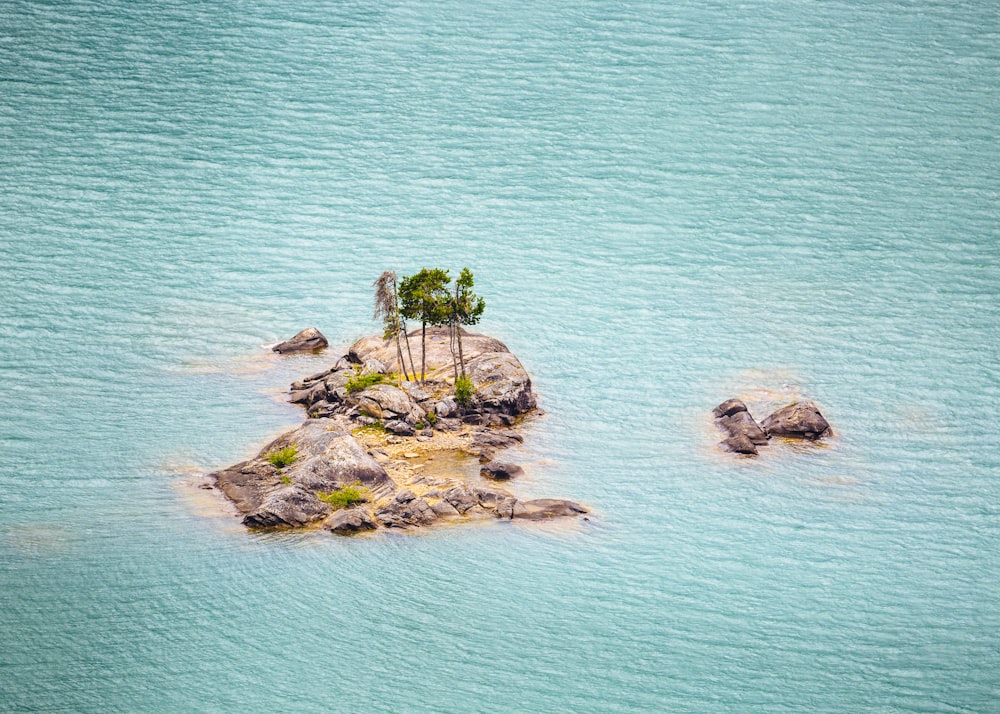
[398,268,451,382]
[448,267,486,379]
[372,271,415,381]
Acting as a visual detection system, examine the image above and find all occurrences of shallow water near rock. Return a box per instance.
[1,0,998,711]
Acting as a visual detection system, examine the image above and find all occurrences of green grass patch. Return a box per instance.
[316,483,368,510]
[280,474,292,485]
[455,375,475,407]
[266,445,298,469]
[345,372,389,393]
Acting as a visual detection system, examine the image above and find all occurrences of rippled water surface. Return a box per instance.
[1,1,998,711]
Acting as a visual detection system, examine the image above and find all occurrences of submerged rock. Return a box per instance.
[480,461,525,481]
[761,401,832,440]
[273,327,328,354]
[512,499,588,521]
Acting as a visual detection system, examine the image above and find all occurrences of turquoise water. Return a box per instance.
[2,0,998,710]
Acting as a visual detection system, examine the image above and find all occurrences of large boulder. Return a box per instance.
[348,327,510,378]
[465,352,536,415]
[718,410,769,445]
[354,384,421,422]
[273,327,328,354]
[213,418,393,529]
[761,401,831,440]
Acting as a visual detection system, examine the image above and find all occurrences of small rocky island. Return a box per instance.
[714,397,832,455]
[213,326,588,534]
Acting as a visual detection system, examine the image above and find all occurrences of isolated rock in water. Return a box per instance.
[325,507,377,534]
[713,398,748,419]
[465,352,537,415]
[480,461,524,481]
[273,327,329,354]
[761,401,831,440]
[512,499,588,521]
[718,410,769,445]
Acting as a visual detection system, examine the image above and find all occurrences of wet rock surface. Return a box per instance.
[273,327,329,354]
[212,329,589,534]
[713,397,833,456]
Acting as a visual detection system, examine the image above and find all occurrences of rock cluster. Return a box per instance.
[714,398,831,456]
[213,328,587,534]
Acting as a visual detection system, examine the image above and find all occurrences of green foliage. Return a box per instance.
[316,483,368,510]
[266,445,298,469]
[345,372,388,393]
[414,419,426,430]
[280,474,292,485]
[399,268,452,327]
[455,375,475,407]
[452,267,486,327]
[425,410,438,425]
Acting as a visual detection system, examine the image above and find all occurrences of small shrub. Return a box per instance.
[345,372,388,394]
[425,410,437,425]
[316,483,368,510]
[266,445,298,469]
[414,419,426,430]
[280,474,292,485]
[455,375,475,407]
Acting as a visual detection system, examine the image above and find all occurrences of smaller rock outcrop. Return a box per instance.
[761,401,831,440]
[325,507,378,534]
[480,461,524,481]
[512,499,588,520]
[714,399,769,455]
[273,327,329,354]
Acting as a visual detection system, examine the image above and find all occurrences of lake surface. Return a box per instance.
[1,1,998,711]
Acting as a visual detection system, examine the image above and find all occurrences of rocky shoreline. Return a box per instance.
[212,327,587,534]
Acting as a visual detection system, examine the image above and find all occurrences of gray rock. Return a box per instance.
[430,500,460,518]
[354,385,417,421]
[290,381,328,406]
[325,507,377,534]
[713,398,748,419]
[243,485,330,529]
[480,461,525,481]
[362,358,387,375]
[722,434,758,455]
[761,401,832,440]
[512,499,588,521]
[465,351,537,415]
[273,327,329,354]
[443,486,478,514]
[384,420,415,436]
[375,496,436,528]
[435,418,462,432]
[435,397,460,418]
[348,327,511,380]
[718,410,769,445]
[213,419,392,529]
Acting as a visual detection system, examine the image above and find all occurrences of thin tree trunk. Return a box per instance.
[402,320,417,380]
[449,320,458,381]
[394,330,409,381]
[420,321,427,383]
